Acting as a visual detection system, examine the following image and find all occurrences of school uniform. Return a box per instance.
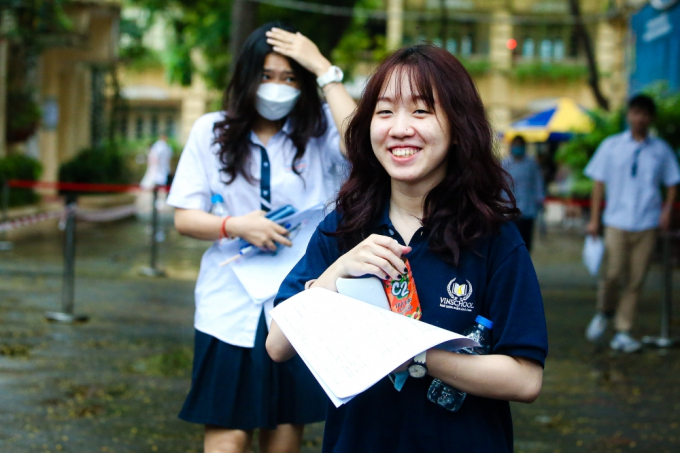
[275,205,549,452]
[502,156,545,252]
[167,105,344,429]
[584,131,680,332]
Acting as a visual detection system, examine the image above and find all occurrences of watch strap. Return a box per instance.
[317,65,343,88]
[413,351,427,367]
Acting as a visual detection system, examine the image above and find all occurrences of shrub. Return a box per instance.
[0,154,43,207]
[58,144,132,190]
[511,62,588,83]
[6,91,42,144]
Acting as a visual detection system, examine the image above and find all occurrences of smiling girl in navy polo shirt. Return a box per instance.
[267,45,548,453]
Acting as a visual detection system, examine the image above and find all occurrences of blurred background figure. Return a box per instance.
[140,134,173,189]
[584,94,680,353]
[502,135,545,252]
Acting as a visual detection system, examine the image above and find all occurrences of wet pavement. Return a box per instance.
[1,212,679,453]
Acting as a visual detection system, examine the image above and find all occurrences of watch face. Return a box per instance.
[408,364,427,378]
[331,66,343,82]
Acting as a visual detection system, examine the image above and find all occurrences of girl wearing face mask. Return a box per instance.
[167,22,356,453]
[501,135,545,252]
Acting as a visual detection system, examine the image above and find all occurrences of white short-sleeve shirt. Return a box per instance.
[584,130,680,231]
[167,104,345,347]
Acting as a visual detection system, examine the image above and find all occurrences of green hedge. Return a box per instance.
[511,62,588,83]
[0,154,43,207]
[58,145,132,189]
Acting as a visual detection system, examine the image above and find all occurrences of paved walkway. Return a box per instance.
[1,215,679,453]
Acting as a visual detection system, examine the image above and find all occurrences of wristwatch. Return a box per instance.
[317,65,344,88]
[407,351,428,378]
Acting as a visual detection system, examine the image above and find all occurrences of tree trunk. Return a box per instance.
[568,0,609,111]
[439,0,449,49]
[229,0,258,75]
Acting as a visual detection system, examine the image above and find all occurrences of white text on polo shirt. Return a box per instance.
[440,278,474,311]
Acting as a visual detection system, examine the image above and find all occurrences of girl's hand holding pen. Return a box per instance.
[227,210,292,252]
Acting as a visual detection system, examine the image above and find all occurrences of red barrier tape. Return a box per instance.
[7,180,168,193]
[544,196,591,207]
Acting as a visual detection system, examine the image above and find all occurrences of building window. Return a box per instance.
[118,115,128,139]
[540,39,553,62]
[150,114,159,137]
[446,39,457,54]
[522,38,535,58]
[135,116,144,139]
[553,39,565,61]
[461,36,472,57]
[516,24,585,62]
[165,117,175,138]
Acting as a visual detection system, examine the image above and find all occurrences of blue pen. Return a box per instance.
[220,222,301,266]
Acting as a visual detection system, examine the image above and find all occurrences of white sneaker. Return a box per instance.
[585,313,608,342]
[610,332,642,353]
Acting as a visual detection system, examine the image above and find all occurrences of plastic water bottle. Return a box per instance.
[210,194,228,217]
[427,315,493,412]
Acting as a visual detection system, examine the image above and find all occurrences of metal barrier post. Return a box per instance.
[45,194,88,323]
[140,186,166,277]
[642,231,676,348]
[0,179,13,251]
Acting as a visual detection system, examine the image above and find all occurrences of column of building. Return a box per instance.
[487,9,513,134]
[0,39,7,158]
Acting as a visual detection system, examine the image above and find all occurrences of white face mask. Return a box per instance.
[255,83,301,121]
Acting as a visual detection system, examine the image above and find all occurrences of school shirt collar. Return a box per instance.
[248,117,293,148]
[622,129,652,146]
[377,202,392,228]
[374,200,428,242]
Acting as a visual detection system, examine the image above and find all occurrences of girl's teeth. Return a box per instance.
[392,148,418,157]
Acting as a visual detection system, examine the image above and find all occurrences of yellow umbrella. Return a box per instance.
[504,97,594,143]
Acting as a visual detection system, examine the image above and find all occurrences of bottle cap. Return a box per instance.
[475,315,493,329]
[211,194,224,204]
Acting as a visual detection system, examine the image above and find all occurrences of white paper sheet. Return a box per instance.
[582,235,605,276]
[230,206,325,304]
[270,288,478,406]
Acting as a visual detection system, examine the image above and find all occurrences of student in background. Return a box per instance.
[267,45,547,453]
[502,135,545,252]
[140,134,173,189]
[584,94,679,352]
[167,22,355,453]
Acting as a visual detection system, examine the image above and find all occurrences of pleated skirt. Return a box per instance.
[179,311,328,430]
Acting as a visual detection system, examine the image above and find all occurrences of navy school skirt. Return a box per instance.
[179,310,328,430]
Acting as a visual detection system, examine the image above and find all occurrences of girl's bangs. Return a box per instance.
[376,63,437,111]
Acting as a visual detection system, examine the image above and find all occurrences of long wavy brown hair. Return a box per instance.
[212,22,327,185]
[332,45,519,265]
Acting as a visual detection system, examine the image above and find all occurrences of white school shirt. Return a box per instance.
[167,105,345,347]
[140,139,173,188]
[584,130,680,232]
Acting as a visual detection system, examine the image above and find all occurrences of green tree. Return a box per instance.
[123,0,366,89]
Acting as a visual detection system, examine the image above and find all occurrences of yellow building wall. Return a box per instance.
[36,4,120,183]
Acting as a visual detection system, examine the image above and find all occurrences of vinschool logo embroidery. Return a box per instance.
[440,278,474,311]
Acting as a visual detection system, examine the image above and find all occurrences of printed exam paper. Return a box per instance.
[270,288,477,407]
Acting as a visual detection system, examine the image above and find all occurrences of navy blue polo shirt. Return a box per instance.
[275,204,548,453]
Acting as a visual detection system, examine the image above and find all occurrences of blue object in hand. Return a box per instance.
[237,205,298,254]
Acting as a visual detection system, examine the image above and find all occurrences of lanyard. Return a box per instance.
[631,142,646,177]
[253,143,271,212]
